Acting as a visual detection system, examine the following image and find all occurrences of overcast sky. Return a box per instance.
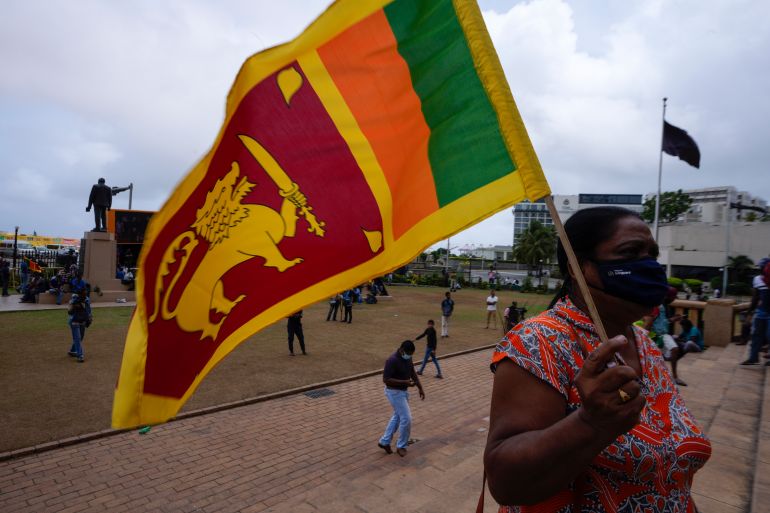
[1,0,768,248]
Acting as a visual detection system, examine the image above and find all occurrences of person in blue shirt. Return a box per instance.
[67,288,92,363]
[341,289,353,323]
[677,318,704,352]
[49,271,65,305]
[70,272,88,295]
[741,258,770,366]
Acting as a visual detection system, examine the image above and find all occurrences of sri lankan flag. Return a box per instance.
[113,0,550,428]
[24,257,43,274]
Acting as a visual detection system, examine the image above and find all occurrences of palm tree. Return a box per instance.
[728,255,755,284]
[513,221,557,285]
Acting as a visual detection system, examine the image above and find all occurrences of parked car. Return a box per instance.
[0,240,35,258]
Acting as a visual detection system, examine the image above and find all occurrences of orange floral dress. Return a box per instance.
[491,298,711,513]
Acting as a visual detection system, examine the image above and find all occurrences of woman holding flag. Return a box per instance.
[484,207,710,512]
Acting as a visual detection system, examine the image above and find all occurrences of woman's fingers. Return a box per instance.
[581,335,628,376]
[596,366,639,393]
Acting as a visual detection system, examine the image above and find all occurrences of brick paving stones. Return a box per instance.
[0,344,764,512]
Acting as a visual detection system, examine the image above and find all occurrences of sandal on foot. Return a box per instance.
[674,378,687,386]
[396,448,407,457]
[378,443,393,454]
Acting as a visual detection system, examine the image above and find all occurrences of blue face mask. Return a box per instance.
[591,257,669,308]
[401,353,412,361]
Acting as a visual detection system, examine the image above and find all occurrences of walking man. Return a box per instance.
[287,310,306,356]
[378,340,424,457]
[416,320,443,378]
[440,291,454,338]
[485,289,499,329]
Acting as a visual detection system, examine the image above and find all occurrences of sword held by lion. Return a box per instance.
[148,135,325,341]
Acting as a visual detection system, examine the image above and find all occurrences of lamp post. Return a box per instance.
[111,182,134,209]
[12,226,19,268]
[538,258,544,287]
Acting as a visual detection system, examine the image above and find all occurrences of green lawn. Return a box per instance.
[0,286,553,452]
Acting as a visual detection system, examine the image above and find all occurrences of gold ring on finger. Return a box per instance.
[618,389,631,403]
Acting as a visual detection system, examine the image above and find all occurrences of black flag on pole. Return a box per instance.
[662,121,700,168]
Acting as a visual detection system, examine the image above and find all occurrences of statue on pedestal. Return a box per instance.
[86,178,112,232]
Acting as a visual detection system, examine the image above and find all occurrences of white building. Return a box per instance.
[657,221,770,278]
[456,244,513,261]
[512,194,644,246]
[646,186,768,223]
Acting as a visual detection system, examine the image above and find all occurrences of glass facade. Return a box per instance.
[512,199,554,247]
[578,194,642,205]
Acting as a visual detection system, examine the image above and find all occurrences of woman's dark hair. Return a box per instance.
[400,340,415,352]
[549,206,643,308]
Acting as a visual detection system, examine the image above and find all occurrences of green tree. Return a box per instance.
[513,221,557,284]
[728,255,755,284]
[641,189,693,223]
[744,212,758,222]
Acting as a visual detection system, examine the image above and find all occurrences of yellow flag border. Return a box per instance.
[113,0,551,428]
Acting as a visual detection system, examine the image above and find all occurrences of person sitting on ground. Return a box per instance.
[20,272,43,303]
[484,206,710,512]
[49,270,66,305]
[642,287,689,385]
[677,318,704,353]
[121,268,134,286]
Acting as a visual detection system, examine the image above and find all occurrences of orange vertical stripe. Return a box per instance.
[318,10,438,240]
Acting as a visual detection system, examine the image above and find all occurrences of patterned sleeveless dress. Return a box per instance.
[491,298,711,513]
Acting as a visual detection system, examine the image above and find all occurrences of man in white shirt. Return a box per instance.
[485,290,499,329]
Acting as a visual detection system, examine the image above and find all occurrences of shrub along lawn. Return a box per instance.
[0,286,552,452]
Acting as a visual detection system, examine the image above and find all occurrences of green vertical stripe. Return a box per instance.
[384,0,515,207]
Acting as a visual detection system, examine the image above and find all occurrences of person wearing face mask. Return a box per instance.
[484,207,710,513]
[378,340,425,457]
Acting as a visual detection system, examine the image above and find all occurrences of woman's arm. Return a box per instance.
[484,337,644,506]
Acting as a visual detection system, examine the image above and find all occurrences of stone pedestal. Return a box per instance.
[703,298,736,348]
[82,231,134,303]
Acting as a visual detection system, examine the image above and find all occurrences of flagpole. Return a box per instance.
[653,97,667,241]
[544,196,609,345]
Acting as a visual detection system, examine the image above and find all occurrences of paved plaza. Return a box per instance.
[0,342,767,513]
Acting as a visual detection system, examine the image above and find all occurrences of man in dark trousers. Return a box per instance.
[440,291,454,337]
[378,340,424,457]
[86,177,112,232]
[341,289,353,323]
[416,319,443,378]
[287,310,306,355]
[0,258,10,296]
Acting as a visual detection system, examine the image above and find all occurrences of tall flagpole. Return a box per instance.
[653,97,667,241]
